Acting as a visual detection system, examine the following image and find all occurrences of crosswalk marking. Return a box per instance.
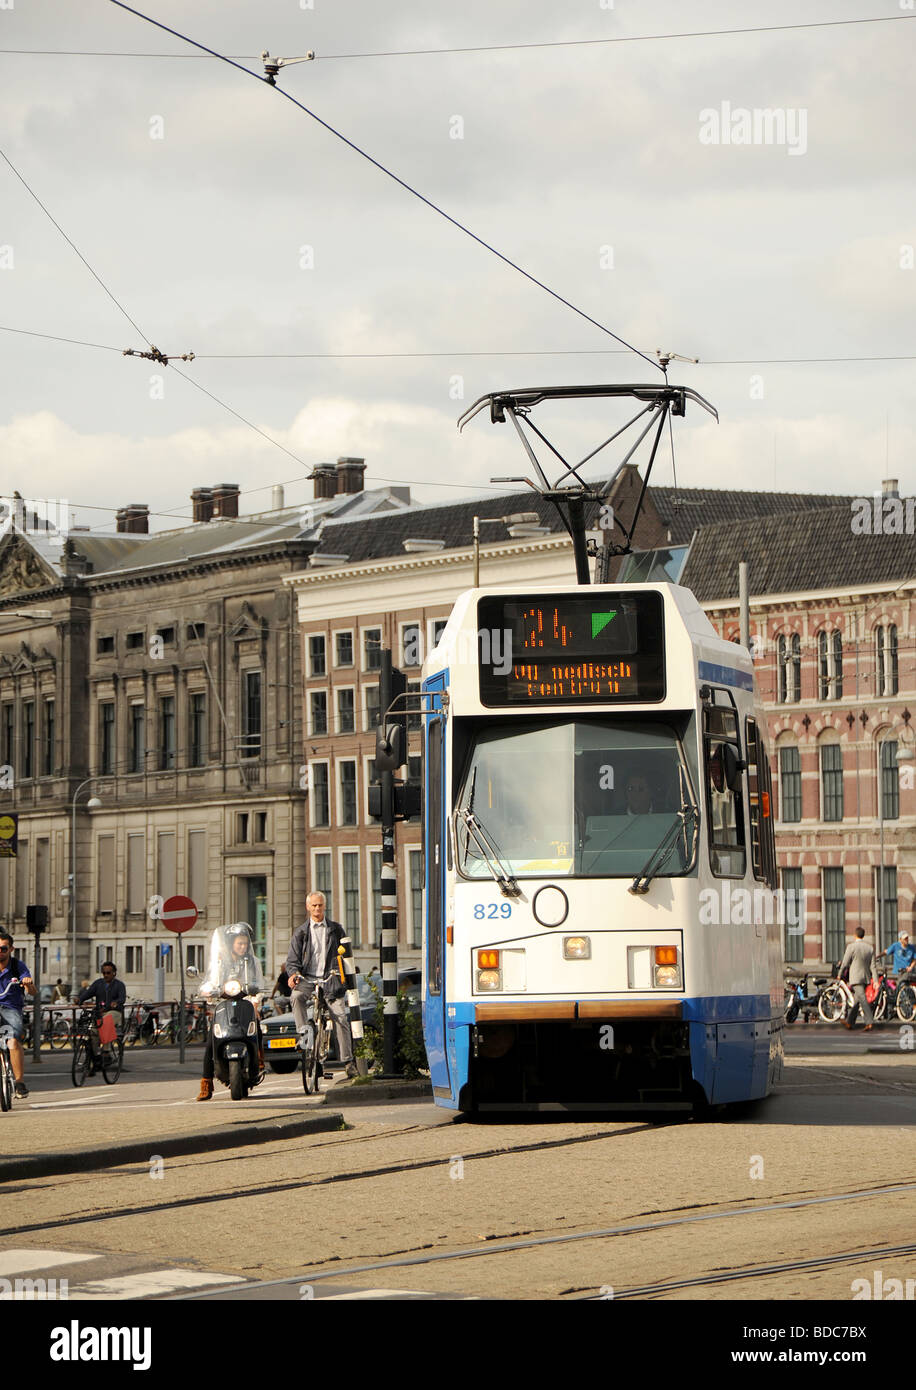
[0,1249,97,1276]
[73,1270,246,1300]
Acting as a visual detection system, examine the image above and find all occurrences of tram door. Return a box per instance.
[423,683,449,1094]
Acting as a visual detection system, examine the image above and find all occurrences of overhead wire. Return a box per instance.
[106,0,660,375]
[3,13,914,61]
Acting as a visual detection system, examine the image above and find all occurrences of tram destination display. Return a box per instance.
[477,592,665,706]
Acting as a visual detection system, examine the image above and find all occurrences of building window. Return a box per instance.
[96,945,115,973]
[125,945,143,974]
[880,740,899,821]
[313,851,333,919]
[779,746,802,822]
[407,681,421,731]
[430,618,448,650]
[159,695,176,770]
[365,685,380,732]
[337,688,355,735]
[407,754,422,822]
[3,704,13,772]
[339,760,357,826]
[363,627,382,671]
[241,671,261,758]
[310,690,328,737]
[187,622,206,642]
[310,763,330,827]
[782,867,804,964]
[98,835,115,913]
[341,850,360,945]
[186,944,205,971]
[254,812,267,842]
[156,626,176,646]
[335,631,354,667]
[189,692,206,767]
[369,849,382,947]
[99,702,115,776]
[97,635,115,655]
[42,698,54,777]
[818,630,843,700]
[22,701,34,780]
[156,943,174,973]
[820,743,844,822]
[875,865,898,954]
[876,624,899,697]
[188,829,206,908]
[129,703,145,773]
[237,813,249,844]
[402,622,422,668]
[127,833,145,914]
[126,631,144,651]
[308,634,326,677]
[409,848,424,948]
[822,867,846,966]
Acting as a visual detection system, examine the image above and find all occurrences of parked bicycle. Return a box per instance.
[299,982,334,1095]
[818,969,902,1024]
[783,971,832,1024]
[21,1007,71,1051]
[71,1008,123,1086]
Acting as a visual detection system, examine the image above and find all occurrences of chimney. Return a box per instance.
[336,457,366,495]
[211,483,240,519]
[311,464,337,501]
[883,479,900,500]
[116,504,150,534]
[191,487,214,523]
[272,484,285,510]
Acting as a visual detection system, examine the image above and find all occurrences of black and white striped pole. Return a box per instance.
[339,935,363,1047]
[379,651,399,1077]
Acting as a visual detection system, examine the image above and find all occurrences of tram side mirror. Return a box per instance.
[722,744,746,792]
[375,723,406,772]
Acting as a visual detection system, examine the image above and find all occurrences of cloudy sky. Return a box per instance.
[1,0,914,532]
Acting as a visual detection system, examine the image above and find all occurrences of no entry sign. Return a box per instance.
[161,895,198,934]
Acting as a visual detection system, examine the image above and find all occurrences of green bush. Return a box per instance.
[353,974,428,1078]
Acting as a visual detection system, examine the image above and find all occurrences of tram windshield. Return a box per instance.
[455,718,697,880]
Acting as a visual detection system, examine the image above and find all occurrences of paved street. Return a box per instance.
[3,1030,914,1304]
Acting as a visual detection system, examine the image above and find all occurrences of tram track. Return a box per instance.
[166,1174,916,1298]
[0,1121,655,1238]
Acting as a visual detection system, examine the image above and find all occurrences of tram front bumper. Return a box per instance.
[473,999,683,1022]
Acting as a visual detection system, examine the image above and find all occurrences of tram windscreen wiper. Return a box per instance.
[456,769,521,899]
[629,770,699,896]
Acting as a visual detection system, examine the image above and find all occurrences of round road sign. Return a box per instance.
[161,894,198,934]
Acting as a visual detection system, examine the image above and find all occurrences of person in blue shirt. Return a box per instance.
[0,930,36,1099]
[886,932,916,979]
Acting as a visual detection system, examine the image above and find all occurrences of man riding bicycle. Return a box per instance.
[885,931,916,981]
[0,930,36,1099]
[77,962,126,1074]
[286,891,356,1079]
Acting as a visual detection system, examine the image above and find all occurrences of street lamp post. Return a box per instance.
[472,513,540,586]
[68,778,106,997]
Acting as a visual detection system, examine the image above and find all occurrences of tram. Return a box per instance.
[420,582,784,1113]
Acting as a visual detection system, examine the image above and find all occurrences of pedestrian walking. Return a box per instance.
[840,927,879,1030]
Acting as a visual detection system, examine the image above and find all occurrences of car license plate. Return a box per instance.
[267,1038,296,1049]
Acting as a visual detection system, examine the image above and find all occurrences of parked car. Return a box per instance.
[260,968,420,1072]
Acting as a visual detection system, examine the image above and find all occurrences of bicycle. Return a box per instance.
[895,966,916,1023]
[299,983,334,1095]
[21,1007,71,1051]
[71,1009,123,1087]
[0,977,25,1109]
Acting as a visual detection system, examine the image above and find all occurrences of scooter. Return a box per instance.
[205,978,261,1100]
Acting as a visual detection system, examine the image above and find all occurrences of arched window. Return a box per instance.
[818,630,843,700]
[876,625,899,697]
[879,739,899,821]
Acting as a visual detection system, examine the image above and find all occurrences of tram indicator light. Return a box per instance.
[477,950,500,969]
[654,946,677,966]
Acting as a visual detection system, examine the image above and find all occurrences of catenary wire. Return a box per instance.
[3,14,914,61]
[106,1,659,375]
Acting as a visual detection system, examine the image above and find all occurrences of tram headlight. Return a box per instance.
[653,946,681,989]
[476,950,502,991]
[563,936,590,960]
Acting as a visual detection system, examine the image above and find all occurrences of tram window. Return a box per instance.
[704,707,746,879]
[455,718,697,880]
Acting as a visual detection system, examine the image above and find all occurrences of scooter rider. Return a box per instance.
[195,923,265,1101]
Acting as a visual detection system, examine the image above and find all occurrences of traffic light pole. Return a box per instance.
[379,652,398,1076]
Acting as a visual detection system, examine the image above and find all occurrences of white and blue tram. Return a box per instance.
[420,582,784,1113]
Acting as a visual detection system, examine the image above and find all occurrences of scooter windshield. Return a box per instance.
[200,923,265,996]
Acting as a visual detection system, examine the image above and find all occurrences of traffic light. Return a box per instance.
[368,780,421,822]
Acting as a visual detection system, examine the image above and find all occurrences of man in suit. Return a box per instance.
[286,891,356,1077]
[840,926,879,1031]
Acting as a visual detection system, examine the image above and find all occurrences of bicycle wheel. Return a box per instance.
[71,1038,90,1087]
[101,1040,123,1085]
[50,1017,70,1050]
[818,984,848,1023]
[784,993,799,1024]
[0,1049,12,1112]
[301,1021,319,1094]
[873,990,888,1023]
[896,984,916,1023]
